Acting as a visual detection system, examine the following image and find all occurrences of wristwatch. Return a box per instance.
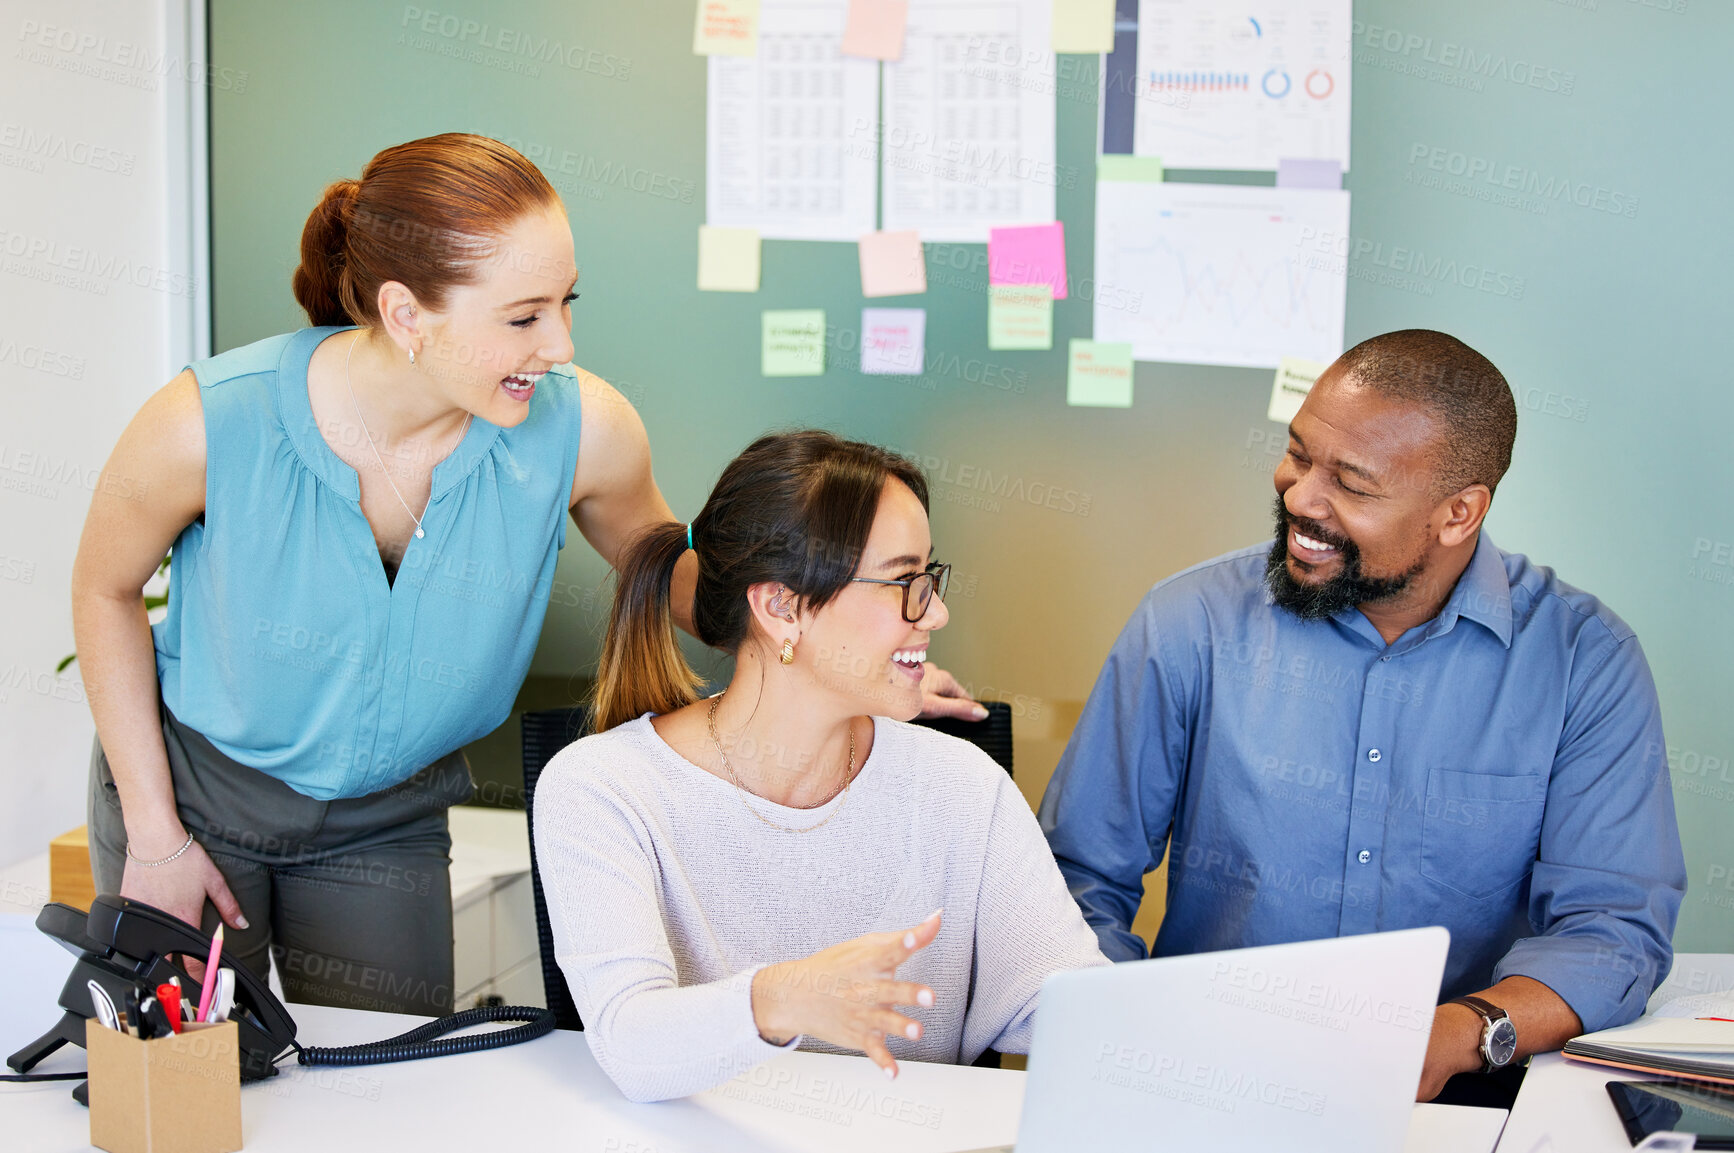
[1451,996,1518,1073]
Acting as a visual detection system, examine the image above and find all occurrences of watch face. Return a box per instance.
[1486,1018,1518,1067]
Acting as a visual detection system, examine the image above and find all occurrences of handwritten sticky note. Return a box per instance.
[1067,339,1134,407]
[694,0,760,56]
[697,226,760,292]
[860,309,926,375]
[988,285,1053,351]
[858,230,927,297]
[1267,355,1328,423]
[989,222,1067,301]
[1096,154,1165,183]
[1276,158,1343,189]
[762,310,826,376]
[1052,0,1116,54]
[842,0,908,61]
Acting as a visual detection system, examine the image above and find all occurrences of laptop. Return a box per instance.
[963,926,1450,1153]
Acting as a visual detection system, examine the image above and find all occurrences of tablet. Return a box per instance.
[1607,1079,1734,1149]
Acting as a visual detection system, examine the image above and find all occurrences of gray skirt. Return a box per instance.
[87,700,474,1015]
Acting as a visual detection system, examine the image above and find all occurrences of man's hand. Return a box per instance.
[1417,1001,1485,1101]
[918,662,988,721]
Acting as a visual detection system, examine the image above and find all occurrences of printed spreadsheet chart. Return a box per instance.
[706,1,878,241]
[1093,180,1348,368]
[1132,0,1351,172]
[881,0,1056,243]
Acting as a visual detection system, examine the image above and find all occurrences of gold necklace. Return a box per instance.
[706,694,855,834]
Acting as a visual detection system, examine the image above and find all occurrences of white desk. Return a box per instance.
[3,913,1499,1152]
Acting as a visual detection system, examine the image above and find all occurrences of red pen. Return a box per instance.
[1698,1016,1734,1023]
[156,982,183,1034]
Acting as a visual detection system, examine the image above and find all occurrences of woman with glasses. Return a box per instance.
[533,430,1108,1102]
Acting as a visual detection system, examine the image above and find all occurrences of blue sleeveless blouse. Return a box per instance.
[153,326,583,799]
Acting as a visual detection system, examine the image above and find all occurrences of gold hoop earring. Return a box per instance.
[780,638,796,665]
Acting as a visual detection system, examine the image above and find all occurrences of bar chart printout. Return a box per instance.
[707,0,879,240]
[1133,0,1352,171]
[1093,180,1349,369]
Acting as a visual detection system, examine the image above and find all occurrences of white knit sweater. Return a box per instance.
[533,713,1109,1102]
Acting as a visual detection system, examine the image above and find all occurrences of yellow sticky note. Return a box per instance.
[858,230,927,297]
[988,285,1053,351]
[697,226,761,292]
[1268,355,1328,423]
[842,0,908,61]
[1067,339,1134,407]
[1052,0,1115,54]
[763,310,826,376]
[695,0,760,56]
[1096,155,1165,183]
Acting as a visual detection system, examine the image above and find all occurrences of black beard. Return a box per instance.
[1264,497,1422,620]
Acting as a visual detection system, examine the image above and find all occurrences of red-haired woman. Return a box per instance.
[70,133,981,1014]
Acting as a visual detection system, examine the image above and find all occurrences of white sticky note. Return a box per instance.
[1268,355,1329,423]
[1052,0,1115,54]
[858,230,927,297]
[697,226,761,292]
[860,308,926,375]
[694,0,760,56]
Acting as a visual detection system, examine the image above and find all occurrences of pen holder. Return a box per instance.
[86,1019,243,1153]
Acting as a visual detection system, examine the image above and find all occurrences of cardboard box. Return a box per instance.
[87,1018,242,1153]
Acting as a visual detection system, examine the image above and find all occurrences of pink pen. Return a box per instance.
[195,924,225,1023]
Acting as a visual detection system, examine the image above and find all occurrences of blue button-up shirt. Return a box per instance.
[1039,534,1686,1032]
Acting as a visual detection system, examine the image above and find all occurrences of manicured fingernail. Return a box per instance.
[973,705,989,719]
[905,1023,920,1039]
[929,908,944,921]
[902,932,916,948]
[884,1065,897,1080]
[236,915,250,930]
[917,989,933,1007]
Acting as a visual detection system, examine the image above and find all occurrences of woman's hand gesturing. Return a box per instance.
[750,910,942,1080]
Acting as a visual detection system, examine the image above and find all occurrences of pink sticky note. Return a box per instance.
[842,0,908,61]
[858,230,927,297]
[989,222,1067,301]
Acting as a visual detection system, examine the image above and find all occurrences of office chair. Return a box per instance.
[519,700,1016,1033]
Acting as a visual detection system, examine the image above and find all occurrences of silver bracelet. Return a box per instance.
[126,832,195,867]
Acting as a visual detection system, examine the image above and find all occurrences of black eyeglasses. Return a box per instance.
[849,562,951,623]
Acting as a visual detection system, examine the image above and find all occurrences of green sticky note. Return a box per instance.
[762,310,826,376]
[989,284,1053,351]
[1096,155,1165,183]
[1067,339,1134,407]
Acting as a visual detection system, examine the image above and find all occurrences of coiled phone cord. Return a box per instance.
[289,1004,556,1067]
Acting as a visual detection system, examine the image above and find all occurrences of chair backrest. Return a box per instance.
[517,699,1015,1033]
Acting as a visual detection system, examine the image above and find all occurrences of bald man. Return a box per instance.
[1040,330,1685,1103]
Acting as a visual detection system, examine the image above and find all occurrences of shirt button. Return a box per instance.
[1368,749,1382,762]
[1358,850,1372,864]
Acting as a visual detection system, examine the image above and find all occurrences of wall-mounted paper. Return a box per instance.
[1052,0,1115,53]
[763,310,827,376]
[881,0,1056,243]
[1093,180,1349,369]
[989,222,1067,300]
[988,284,1053,350]
[697,225,762,292]
[1132,0,1351,172]
[860,308,926,374]
[1096,154,1165,183]
[707,1,878,240]
[695,0,761,55]
[1276,158,1342,189]
[859,230,927,296]
[842,0,908,60]
[1267,354,1327,424]
[1067,339,1134,407]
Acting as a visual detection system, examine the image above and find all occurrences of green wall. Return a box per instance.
[210,0,1734,952]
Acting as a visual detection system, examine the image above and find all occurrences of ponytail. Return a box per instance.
[292,179,360,327]
[592,521,705,732]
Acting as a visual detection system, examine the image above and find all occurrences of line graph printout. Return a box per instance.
[707,1,879,240]
[881,0,1056,242]
[1093,181,1348,368]
[1133,0,1351,171]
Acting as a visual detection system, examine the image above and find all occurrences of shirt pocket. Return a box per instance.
[1419,769,1545,900]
